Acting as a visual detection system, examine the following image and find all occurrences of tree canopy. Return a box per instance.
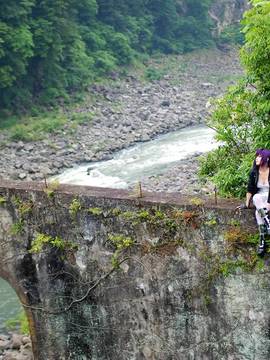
[0,0,216,112]
[200,0,270,198]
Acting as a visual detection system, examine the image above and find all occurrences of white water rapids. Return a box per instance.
[54,125,218,188]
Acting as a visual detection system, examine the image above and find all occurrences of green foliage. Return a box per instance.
[190,197,204,206]
[10,220,24,235]
[70,111,94,125]
[29,233,54,253]
[88,207,103,216]
[108,233,134,269]
[44,180,60,199]
[204,218,217,227]
[0,0,217,114]
[5,311,29,335]
[29,233,70,253]
[144,67,166,81]
[93,50,117,75]
[69,198,82,217]
[111,208,121,216]
[0,196,6,204]
[17,201,33,216]
[200,1,270,198]
[137,210,150,221]
[152,210,165,220]
[218,24,244,45]
[108,233,134,250]
[241,0,270,93]
[119,211,136,220]
[111,250,121,269]
[229,219,241,227]
[219,259,245,277]
[247,233,259,245]
[109,32,133,65]
[8,113,67,141]
[200,147,253,198]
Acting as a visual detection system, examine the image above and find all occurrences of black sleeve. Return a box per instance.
[247,170,256,194]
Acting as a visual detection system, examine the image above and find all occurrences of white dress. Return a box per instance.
[253,180,269,225]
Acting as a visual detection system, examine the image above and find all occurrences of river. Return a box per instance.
[0,124,217,331]
[53,125,217,187]
[0,279,22,333]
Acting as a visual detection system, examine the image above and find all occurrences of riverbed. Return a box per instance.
[0,48,241,183]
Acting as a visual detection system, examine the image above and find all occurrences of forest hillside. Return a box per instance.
[0,0,246,114]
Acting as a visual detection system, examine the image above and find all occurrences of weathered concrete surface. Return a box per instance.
[0,180,269,360]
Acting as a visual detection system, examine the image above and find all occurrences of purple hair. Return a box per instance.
[254,148,270,168]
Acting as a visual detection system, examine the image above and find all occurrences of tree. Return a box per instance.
[200,0,270,198]
[0,0,34,107]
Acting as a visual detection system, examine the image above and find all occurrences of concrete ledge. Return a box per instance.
[0,179,245,209]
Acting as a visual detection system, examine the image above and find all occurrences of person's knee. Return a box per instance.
[253,194,261,205]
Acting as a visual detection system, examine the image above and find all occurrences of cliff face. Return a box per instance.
[210,0,249,35]
[1,181,270,360]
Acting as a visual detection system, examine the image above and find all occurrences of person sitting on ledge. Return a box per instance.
[238,149,270,256]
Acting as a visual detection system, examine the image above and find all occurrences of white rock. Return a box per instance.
[18,173,27,180]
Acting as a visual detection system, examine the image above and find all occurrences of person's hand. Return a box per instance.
[235,203,248,211]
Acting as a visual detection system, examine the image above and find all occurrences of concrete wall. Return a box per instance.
[0,180,269,360]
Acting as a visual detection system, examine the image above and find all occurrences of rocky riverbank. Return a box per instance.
[0,47,242,193]
[137,152,210,196]
[0,334,32,360]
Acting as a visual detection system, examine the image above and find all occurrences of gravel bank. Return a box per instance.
[0,333,32,360]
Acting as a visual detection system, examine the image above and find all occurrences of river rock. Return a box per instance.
[14,163,23,169]
[0,339,10,351]
[2,351,16,360]
[52,161,63,169]
[2,352,31,360]
[160,100,170,107]
[24,145,34,152]
[18,173,27,180]
[201,82,214,89]
[141,134,151,142]
[20,338,29,347]
[38,166,53,176]
[11,335,23,350]
[12,142,24,150]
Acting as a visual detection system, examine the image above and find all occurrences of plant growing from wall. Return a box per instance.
[108,233,134,250]
[69,198,82,218]
[224,226,259,253]
[17,201,33,217]
[10,220,25,235]
[190,197,205,207]
[108,233,135,268]
[43,180,60,199]
[0,196,6,204]
[88,207,103,216]
[29,233,75,254]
